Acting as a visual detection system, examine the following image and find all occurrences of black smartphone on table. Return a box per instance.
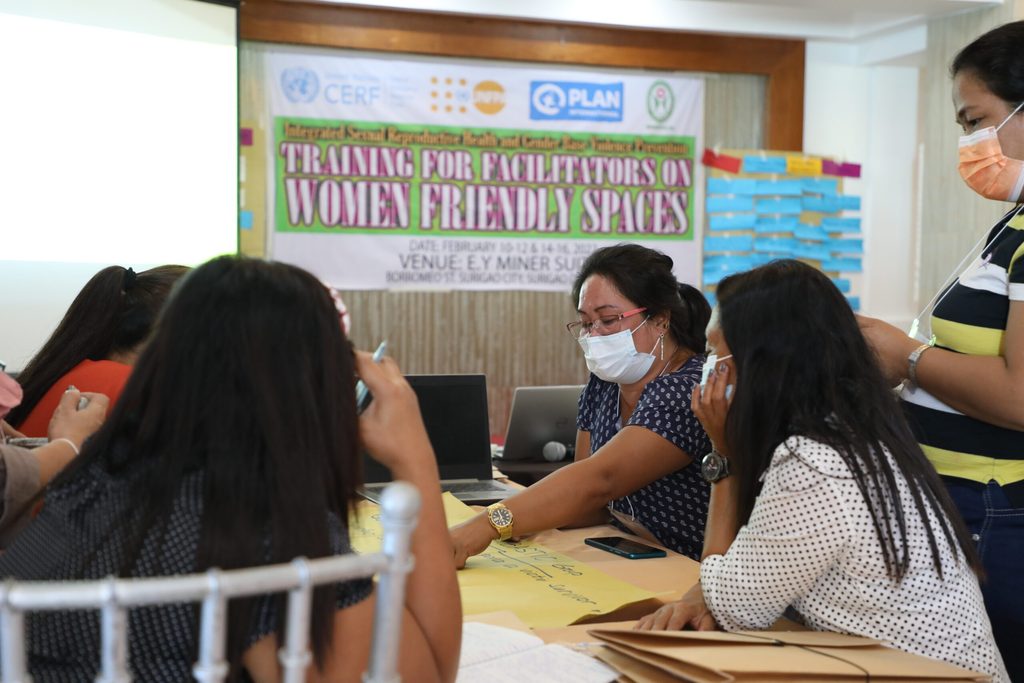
[584,536,667,559]
[355,340,388,414]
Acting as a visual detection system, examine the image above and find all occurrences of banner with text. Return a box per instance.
[265,48,704,290]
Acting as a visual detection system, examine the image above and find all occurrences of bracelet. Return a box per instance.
[50,438,80,456]
[907,343,932,386]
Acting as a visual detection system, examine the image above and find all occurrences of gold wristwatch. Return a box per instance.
[485,503,515,541]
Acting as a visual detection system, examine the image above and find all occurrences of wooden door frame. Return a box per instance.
[239,1,805,150]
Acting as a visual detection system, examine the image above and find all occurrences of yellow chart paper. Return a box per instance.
[350,494,658,628]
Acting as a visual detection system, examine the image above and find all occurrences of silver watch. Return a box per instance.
[701,449,730,483]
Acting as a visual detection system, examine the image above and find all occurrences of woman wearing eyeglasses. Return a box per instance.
[450,243,711,565]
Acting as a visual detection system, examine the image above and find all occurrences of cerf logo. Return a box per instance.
[473,81,506,115]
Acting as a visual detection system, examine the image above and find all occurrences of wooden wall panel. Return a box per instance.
[340,290,590,437]
[239,0,802,150]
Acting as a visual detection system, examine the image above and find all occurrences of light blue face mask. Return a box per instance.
[577,318,656,385]
[700,353,734,401]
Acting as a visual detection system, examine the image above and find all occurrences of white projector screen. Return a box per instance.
[0,0,238,369]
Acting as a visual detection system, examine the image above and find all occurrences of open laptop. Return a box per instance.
[500,385,584,461]
[361,374,519,506]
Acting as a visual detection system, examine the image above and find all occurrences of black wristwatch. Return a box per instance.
[701,449,730,483]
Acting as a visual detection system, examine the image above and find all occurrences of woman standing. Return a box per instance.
[451,244,711,563]
[859,21,1024,679]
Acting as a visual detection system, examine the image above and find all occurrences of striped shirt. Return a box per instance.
[900,206,1024,485]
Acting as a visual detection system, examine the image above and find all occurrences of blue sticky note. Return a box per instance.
[704,254,755,272]
[821,217,862,233]
[240,210,253,230]
[832,278,851,293]
[839,195,861,210]
[709,214,757,231]
[708,178,757,195]
[703,290,717,308]
[792,243,831,260]
[749,253,778,266]
[794,224,827,241]
[704,270,726,285]
[707,196,754,213]
[754,216,798,234]
[801,178,838,195]
[846,296,861,311]
[705,235,754,252]
[756,198,803,215]
[754,237,798,254]
[829,239,864,255]
[704,255,735,270]
[755,180,803,196]
[743,155,788,174]
[821,258,863,273]
[803,196,842,213]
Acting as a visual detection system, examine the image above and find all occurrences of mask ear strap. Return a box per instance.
[996,100,1024,132]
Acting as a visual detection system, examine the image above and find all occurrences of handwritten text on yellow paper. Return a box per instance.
[350,494,657,628]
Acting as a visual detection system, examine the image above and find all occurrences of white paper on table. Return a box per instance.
[457,623,618,683]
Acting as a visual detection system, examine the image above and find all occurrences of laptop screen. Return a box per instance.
[362,374,493,484]
[501,385,584,461]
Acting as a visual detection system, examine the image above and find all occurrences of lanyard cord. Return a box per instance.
[909,203,1024,341]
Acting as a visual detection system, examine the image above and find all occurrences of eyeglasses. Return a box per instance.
[566,307,647,340]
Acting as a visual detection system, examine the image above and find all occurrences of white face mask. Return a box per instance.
[577,319,656,384]
[700,353,735,401]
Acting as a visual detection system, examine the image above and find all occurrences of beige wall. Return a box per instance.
[239,42,765,435]
[918,2,1024,302]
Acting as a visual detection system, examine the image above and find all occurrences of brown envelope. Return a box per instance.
[586,628,990,682]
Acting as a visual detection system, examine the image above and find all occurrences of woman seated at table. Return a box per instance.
[451,244,712,563]
[637,260,1007,682]
[0,257,461,683]
[0,384,108,546]
[9,264,187,436]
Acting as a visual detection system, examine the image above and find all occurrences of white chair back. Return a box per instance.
[0,482,420,683]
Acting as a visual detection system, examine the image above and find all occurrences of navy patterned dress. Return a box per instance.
[0,464,371,682]
[577,354,711,560]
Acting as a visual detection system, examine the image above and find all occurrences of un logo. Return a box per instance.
[281,67,319,103]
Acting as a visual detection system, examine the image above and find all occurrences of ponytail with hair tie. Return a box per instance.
[123,267,137,291]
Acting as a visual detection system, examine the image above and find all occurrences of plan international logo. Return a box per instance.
[529,81,624,122]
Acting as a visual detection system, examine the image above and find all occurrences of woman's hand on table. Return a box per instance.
[634,582,717,632]
[449,514,497,569]
[856,314,920,386]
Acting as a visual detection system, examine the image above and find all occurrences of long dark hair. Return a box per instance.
[8,264,187,427]
[951,20,1024,105]
[571,243,710,353]
[46,256,361,675]
[716,260,979,579]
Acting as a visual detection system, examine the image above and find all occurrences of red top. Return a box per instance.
[15,359,132,437]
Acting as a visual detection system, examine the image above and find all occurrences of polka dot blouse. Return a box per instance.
[577,355,711,560]
[701,436,1008,682]
[0,463,372,682]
